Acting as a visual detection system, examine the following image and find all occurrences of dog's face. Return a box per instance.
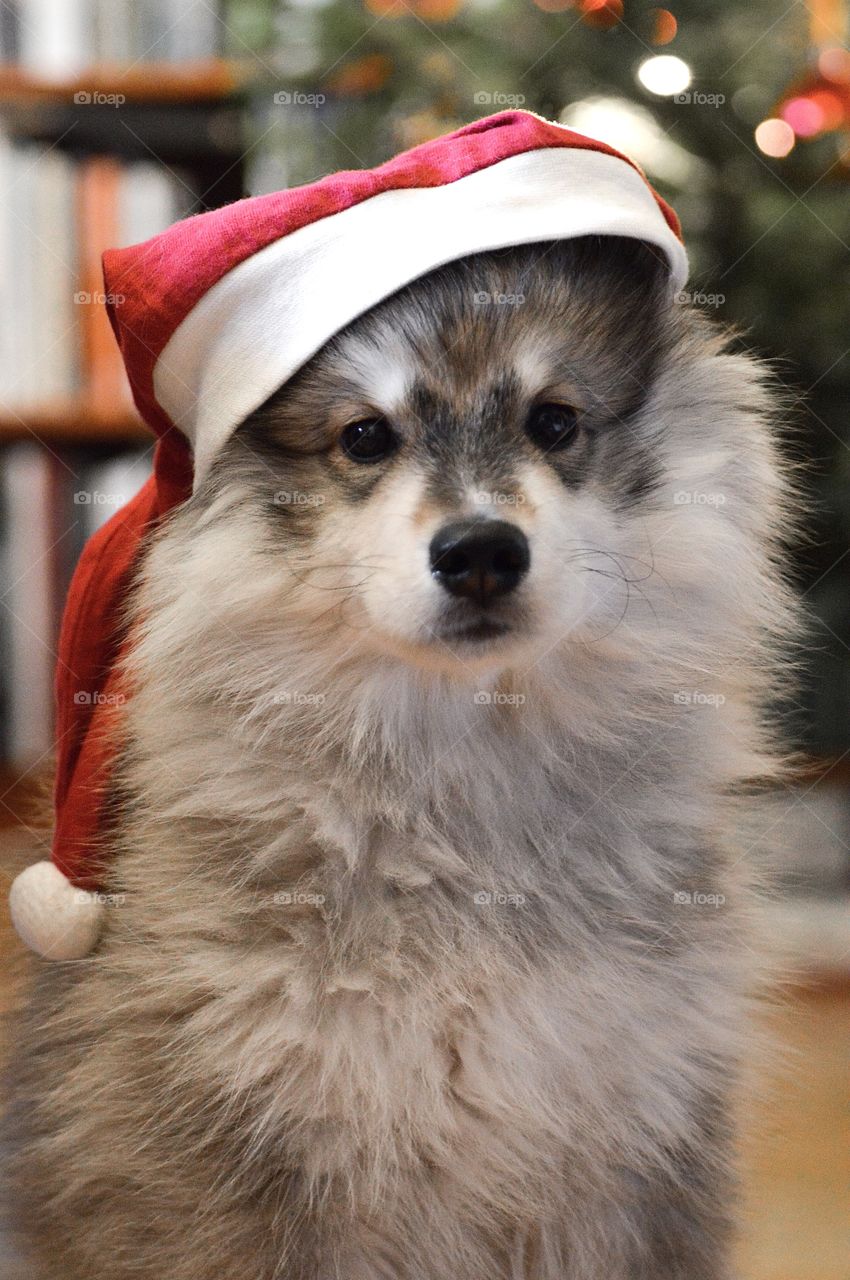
[135,233,789,821]
[215,237,682,676]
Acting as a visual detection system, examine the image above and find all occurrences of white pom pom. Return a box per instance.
[9,861,104,960]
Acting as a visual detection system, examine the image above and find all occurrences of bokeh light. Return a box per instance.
[754,117,795,157]
[809,88,846,130]
[561,95,696,182]
[364,0,460,16]
[326,53,393,96]
[819,46,850,83]
[650,8,678,45]
[637,55,691,96]
[781,95,826,138]
[580,0,623,28]
[415,0,461,19]
[364,0,404,16]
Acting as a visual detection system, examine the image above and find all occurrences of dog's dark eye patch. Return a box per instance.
[539,425,598,493]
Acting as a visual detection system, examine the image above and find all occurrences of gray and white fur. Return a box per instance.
[7,238,798,1279]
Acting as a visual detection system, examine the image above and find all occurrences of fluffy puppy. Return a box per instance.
[8,237,796,1280]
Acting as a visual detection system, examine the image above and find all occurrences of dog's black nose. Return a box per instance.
[429,519,530,603]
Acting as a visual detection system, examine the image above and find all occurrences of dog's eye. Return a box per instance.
[340,417,398,463]
[526,403,578,452]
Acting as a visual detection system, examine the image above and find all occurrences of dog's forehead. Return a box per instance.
[337,332,416,412]
[336,308,561,417]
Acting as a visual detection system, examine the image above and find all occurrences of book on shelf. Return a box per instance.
[7,0,225,76]
[37,149,82,405]
[0,135,194,417]
[79,452,152,536]
[0,442,55,763]
[0,441,152,765]
[16,0,90,81]
[78,156,126,410]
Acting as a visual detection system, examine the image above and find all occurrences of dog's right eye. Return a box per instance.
[340,417,399,463]
[525,402,579,453]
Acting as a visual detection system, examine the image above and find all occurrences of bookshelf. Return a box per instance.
[0,58,250,450]
[0,28,254,778]
[0,402,149,444]
[0,59,243,105]
[0,50,251,443]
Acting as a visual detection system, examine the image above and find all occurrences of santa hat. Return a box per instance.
[9,109,687,960]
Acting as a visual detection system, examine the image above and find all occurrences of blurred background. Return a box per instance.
[0,2,847,1278]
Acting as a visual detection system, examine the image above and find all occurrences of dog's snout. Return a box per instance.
[429,519,530,604]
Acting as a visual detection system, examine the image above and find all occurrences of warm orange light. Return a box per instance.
[754,117,795,157]
[415,0,461,19]
[364,0,405,16]
[650,7,678,45]
[326,54,394,96]
[810,87,846,129]
[365,0,460,18]
[807,0,845,49]
[580,0,624,29]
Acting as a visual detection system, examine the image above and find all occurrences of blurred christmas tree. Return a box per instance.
[229,0,850,758]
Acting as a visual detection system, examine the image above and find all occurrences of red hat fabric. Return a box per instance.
[9,110,687,958]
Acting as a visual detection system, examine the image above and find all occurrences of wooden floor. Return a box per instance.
[0,851,846,1278]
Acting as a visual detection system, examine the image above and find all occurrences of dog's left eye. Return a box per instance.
[526,403,579,452]
[340,417,399,463]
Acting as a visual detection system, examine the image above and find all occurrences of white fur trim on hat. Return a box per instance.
[153,145,689,487]
[9,861,104,960]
